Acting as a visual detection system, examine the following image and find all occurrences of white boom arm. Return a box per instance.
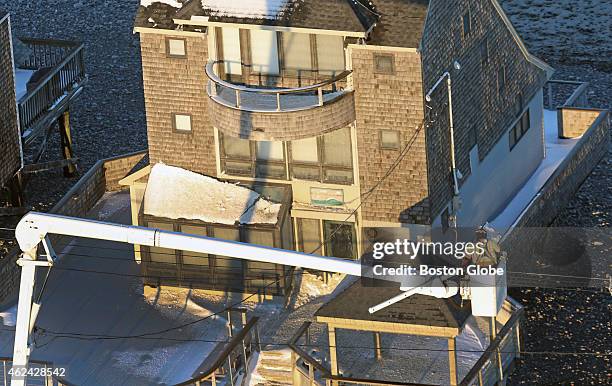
[10,212,466,386]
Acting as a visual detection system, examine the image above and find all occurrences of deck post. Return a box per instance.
[6,172,25,207]
[328,326,339,385]
[490,317,503,384]
[373,332,382,360]
[58,110,76,177]
[448,337,458,386]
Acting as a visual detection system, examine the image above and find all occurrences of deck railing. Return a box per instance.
[289,299,523,386]
[205,61,352,113]
[16,38,86,141]
[544,79,589,110]
[176,314,261,386]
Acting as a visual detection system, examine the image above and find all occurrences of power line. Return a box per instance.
[7,327,606,358]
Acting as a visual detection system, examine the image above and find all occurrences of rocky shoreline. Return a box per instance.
[1,0,609,384]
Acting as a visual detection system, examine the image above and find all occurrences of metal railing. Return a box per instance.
[0,357,70,386]
[205,61,352,113]
[176,314,261,386]
[17,38,86,141]
[459,300,523,386]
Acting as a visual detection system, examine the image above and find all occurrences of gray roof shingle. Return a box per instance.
[134,0,430,48]
[316,279,471,330]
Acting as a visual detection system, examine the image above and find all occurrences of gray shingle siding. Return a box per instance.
[420,0,547,220]
[0,13,22,187]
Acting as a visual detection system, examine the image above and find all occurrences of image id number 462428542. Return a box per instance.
[8,365,67,379]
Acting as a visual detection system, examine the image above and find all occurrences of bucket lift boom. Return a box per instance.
[10,212,504,386]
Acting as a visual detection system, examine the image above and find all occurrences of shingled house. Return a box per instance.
[0,12,23,206]
[129,0,552,292]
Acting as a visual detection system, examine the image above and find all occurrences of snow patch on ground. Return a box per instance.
[144,163,281,225]
[0,304,17,327]
[292,271,346,308]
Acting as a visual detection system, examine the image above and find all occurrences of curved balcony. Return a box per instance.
[205,61,356,141]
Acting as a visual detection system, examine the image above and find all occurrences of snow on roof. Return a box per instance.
[140,0,185,8]
[144,164,281,225]
[201,0,294,20]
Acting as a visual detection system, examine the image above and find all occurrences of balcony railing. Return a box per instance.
[205,61,352,113]
[16,38,86,143]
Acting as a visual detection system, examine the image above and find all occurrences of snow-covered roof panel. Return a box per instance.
[143,164,282,225]
[200,0,293,20]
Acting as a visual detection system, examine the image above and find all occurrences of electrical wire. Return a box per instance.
[11,327,607,358]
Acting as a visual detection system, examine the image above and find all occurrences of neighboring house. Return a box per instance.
[0,11,86,209]
[130,0,552,292]
[0,12,23,206]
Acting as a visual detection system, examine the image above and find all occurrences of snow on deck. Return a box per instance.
[490,109,580,234]
[201,0,293,19]
[144,163,281,225]
[0,191,229,385]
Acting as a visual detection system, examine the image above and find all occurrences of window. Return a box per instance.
[297,218,357,259]
[462,10,472,37]
[291,137,320,181]
[480,39,489,66]
[441,208,450,233]
[219,27,242,75]
[297,218,322,255]
[173,113,192,132]
[322,128,353,184]
[249,29,280,75]
[220,134,287,179]
[509,109,530,150]
[245,230,276,272]
[374,54,395,74]
[379,130,401,150]
[497,66,507,95]
[282,32,313,75]
[212,227,243,271]
[324,221,357,259]
[256,141,284,161]
[316,34,345,76]
[180,225,209,266]
[147,222,175,264]
[323,128,352,167]
[166,38,186,57]
[219,130,353,184]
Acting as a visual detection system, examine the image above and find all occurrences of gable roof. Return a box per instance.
[315,279,471,330]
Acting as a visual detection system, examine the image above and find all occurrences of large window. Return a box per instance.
[297,218,356,259]
[289,128,353,184]
[219,27,242,75]
[282,32,313,76]
[220,133,287,179]
[316,35,345,76]
[249,29,280,75]
[221,128,354,185]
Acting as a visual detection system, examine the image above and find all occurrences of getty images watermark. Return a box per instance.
[370,239,504,277]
